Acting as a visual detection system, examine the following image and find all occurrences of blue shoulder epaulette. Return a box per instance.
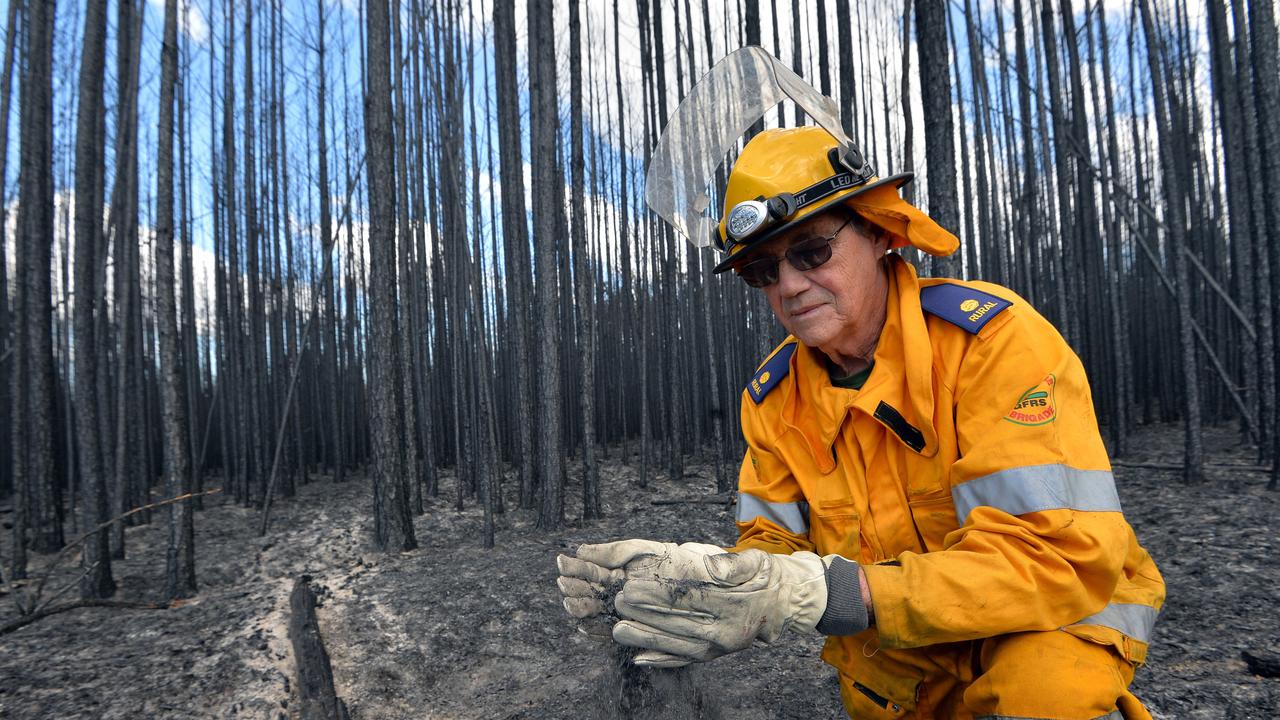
[919,283,1012,334]
[746,343,797,404]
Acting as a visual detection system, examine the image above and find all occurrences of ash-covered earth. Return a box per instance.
[1,423,1277,719]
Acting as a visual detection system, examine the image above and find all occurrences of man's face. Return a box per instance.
[748,211,891,355]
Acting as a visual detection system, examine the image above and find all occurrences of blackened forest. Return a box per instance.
[3,0,1279,612]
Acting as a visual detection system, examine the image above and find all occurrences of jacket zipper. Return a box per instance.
[852,680,901,713]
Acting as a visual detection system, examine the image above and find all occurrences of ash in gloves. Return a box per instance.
[556,540,723,620]
[557,542,872,668]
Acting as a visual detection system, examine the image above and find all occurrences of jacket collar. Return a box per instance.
[778,255,939,471]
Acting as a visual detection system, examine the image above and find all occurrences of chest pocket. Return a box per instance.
[907,491,960,552]
[900,441,960,553]
[811,496,863,560]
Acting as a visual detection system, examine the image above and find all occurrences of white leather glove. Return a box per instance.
[612,550,867,667]
[556,539,725,619]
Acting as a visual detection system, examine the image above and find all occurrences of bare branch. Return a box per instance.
[1,600,166,637]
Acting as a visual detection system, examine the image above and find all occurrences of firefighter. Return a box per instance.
[558,49,1164,719]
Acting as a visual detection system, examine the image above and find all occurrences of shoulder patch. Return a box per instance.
[1004,374,1058,425]
[746,343,797,404]
[919,283,1012,334]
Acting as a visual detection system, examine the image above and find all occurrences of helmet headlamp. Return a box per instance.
[642,47,957,270]
[721,193,799,254]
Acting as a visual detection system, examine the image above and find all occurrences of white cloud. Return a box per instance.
[145,0,211,45]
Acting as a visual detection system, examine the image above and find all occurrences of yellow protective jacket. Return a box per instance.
[731,255,1165,716]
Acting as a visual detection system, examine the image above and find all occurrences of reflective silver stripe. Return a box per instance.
[977,707,1121,712]
[1072,602,1159,644]
[952,464,1122,523]
[735,493,809,535]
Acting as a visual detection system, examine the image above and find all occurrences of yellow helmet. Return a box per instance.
[713,126,959,273]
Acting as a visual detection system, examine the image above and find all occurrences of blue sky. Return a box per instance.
[2,0,1215,324]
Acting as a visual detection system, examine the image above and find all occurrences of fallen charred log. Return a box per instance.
[289,576,349,720]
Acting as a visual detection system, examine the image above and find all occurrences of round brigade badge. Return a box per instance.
[1005,374,1058,426]
[960,298,980,312]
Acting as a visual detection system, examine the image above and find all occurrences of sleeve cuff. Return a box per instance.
[861,561,910,647]
[816,555,869,636]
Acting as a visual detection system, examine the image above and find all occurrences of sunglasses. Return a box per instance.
[735,217,854,288]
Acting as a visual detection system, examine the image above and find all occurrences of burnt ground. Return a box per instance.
[0,422,1277,719]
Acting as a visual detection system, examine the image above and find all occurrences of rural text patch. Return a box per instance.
[747,343,797,404]
[920,283,1012,334]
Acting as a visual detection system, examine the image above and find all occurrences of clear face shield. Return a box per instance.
[643,46,870,249]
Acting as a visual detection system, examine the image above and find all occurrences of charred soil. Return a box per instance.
[1,423,1277,719]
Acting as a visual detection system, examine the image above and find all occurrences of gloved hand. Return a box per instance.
[556,539,726,619]
[611,550,868,667]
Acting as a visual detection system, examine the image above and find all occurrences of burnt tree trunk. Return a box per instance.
[529,0,565,530]
[493,0,536,509]
[72,0,115,598]
[16,0,62,554]
[569,0,600,521]
[156,0,197,598]
[914,0,958,275]
[0,0,19,512]
[364,0,416,550]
